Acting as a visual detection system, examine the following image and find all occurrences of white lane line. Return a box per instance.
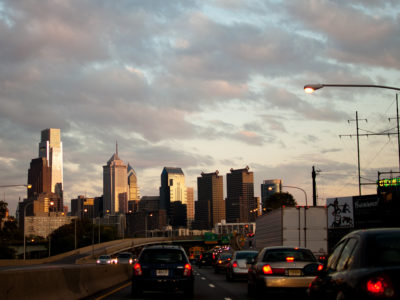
[201,277,206,280]
[209,284,215,288]
[225,298,232,300]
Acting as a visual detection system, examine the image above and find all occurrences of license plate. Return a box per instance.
[156,269,169,276]
[288,269,302,276]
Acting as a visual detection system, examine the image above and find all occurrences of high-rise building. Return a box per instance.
[127,164,140,213]
[27,157,51,199]
[186,187,194,226]
[38,128,63,198]
[159,167,187,212]
[195,171,225,229]
[261,179,282,213]
[103,144,128,214]
[226,166,257,223]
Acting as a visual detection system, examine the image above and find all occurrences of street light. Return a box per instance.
[145,212,153,238]
[0,184,32,189]
[304,83,400,93]
[48,200,54,257]
[269,185,308,206]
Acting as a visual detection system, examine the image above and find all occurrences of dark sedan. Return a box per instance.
[131,245,194,297]
[214,251,232,274]
[308,228,400,300]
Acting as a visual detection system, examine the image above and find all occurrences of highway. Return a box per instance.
[90,265,309,300]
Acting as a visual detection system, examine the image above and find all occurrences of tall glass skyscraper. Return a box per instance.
[38,128,63,198]
[261,179,282,213]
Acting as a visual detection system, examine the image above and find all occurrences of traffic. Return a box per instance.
[91,228,400,300]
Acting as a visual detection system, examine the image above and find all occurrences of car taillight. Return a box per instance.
[286,257,295,262]
[184,263,192,276]
[366,275,394,297]
[133,263,142,276]
[232,261,238,268]
[262,265,273,274]
[317,264,324,271]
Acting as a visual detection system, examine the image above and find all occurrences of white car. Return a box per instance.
[226,250,259,281]
[96,255,112,265]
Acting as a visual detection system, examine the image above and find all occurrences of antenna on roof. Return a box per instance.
[116,140,118,156]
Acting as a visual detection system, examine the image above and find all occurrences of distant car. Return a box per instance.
[131,244,194,297]
[96,255,112,265]
[226,250,258,281]
[247,246,322,297]
[214,252,232,274]
[197,251,216,268]
[115,252,134,264]
[308,228,400,300]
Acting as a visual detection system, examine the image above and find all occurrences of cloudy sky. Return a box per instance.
[1,0,400,214]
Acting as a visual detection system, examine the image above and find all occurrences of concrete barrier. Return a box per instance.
[0,264,132,300]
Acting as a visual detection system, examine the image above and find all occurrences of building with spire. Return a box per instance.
[103,143,128,214]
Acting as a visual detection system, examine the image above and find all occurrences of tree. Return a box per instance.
[267,192,297,210]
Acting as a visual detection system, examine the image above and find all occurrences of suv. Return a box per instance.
[131,245,194,297]
[197,251,216,268]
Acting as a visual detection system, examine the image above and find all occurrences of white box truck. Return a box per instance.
[254,206,328,258]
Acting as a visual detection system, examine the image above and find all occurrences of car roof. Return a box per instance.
[341,228,400,240]
[261,246,311,251]
[143,244,184,250]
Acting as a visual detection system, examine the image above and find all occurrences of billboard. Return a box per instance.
[327,197,354,229]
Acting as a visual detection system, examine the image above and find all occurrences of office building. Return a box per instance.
[195,171,225,229]
[38,128,63,199]
[186,187,194,226]
[127,164,140,212]
[103,144,128,214]
[159,167,187,212]
[27,157,51,199]
[226,166,257,223]
[261,179,282,213]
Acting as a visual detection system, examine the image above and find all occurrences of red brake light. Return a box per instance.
[184,263,192,276]
[232,261,238,268]
[317,264,324,271]
[133,263,142,276]
[286,257,295,262]
[366,276,394,297]
[262,265,273,274]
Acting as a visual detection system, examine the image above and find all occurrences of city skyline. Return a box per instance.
[1,1,400,214]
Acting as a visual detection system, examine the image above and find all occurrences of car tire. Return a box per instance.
[247,280,255,296]
[214,267,219,274]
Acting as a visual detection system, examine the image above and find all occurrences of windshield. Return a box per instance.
[367,232,400,266]
[141,249,186,264]
[236,252,258,260]
[263,249,316,262]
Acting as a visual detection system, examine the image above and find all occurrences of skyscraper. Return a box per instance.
[159,167,187,212]
[226,166,256,223]
[103,144,128,214]
[186,187,194,226]
[195,171,225,229]
[38,128,63,199]
[261,179,282,213]
[127,164,140,212]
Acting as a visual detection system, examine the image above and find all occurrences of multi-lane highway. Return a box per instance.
[90,265,309,300]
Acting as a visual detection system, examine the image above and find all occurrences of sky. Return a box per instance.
[1,0,400,215]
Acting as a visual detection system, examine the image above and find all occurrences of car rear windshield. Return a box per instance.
[367,232,400,266]
[262,249,316,262]
[141,249,186,264]
[236,252,258,260]
[219,253,232,259]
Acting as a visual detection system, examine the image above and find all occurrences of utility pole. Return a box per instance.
[312,166,319,206]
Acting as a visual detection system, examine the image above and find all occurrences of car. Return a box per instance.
[115,252,134,264]
[226,250,259,281]
[247,246,322,297]
[308,228,400,300]
[214,251,232,274]
[96,254,112,265]
[131,244,194,297]
[197,251,216,268]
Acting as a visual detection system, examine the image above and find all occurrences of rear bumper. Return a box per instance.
[132,277,193,291]
[262,275,316,288]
